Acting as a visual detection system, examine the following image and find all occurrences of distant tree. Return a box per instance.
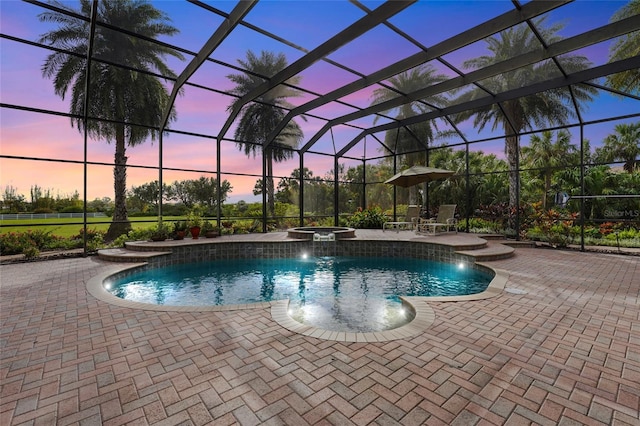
[596,122,640,173]
[275,167,313,204]
[54,191,83,212]
[166,180,194,208]
[187,177,232,213]
[130,181,170,213]
[87,197,113,213]
[166,178,231,212]
[1,185,27,213]
[522,130,577,208]
[30,185,55,211]
[38,0,184,239]
[606,0,640,94]
[253,180,264,198]
[235,200,248,215]
[429,147,508,211]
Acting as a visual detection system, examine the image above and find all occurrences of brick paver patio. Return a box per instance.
[1,235,639,425]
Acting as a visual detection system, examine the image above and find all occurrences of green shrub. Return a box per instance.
[86,234,104,252]
[108,228,153,248]
[605,227,640,240]
[0,229,65,255]
[0,232,32,255]
[347,207,387,229]
[22,245,40,259]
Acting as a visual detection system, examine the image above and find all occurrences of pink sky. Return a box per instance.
[1,0,638,203]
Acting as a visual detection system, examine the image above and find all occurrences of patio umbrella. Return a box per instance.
[384,165,455,188]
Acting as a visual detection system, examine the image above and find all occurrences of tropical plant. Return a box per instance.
[171,220,187,239]
[370,64,449,204]
[149,220,170,241]
[596,122,640,173]
[556,164,616,220]
[428,146,508,214]
[347,206,387,229]
[606,0,640,95]
[521,130,578,208]
[226,50,305,218]
[173,220,188,232]
[38,0,184,240]
[531,203,578,248]
[186,206,203,229]
[453,17,596,209]
[201,220,219,237]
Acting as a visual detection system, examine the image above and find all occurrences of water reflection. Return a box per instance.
[109,257,491,332]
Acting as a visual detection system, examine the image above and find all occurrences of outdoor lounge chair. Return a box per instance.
[383,205,420,232]
[416,204,457,235]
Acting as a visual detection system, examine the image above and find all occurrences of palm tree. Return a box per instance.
[39,0,184,240]
[596,122,640,173]
[454,17,596,210]
[522,130,577,208]
[227,50,304,218]
[429,147,508,213]
[370,64,449,204]
[607,0,640,95]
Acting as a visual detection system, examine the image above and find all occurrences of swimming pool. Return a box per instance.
[106,256,492,333]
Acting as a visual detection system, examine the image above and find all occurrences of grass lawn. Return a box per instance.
[0,217,185,238]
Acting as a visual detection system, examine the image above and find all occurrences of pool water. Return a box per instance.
[107,257,492,332]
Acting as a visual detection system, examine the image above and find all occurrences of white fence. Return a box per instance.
[0,213,108,220]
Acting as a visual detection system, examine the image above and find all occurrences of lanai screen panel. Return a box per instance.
[1,0,638,229]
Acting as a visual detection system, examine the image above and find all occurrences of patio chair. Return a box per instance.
[416,204,457,235]
[383,205,420,232]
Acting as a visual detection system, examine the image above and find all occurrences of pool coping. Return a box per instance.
[86,262,508,342]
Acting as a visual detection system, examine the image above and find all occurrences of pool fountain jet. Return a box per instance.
[313,232,335,242]
[313,231,336,257]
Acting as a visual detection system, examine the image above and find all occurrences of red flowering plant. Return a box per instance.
[531,202,578,248]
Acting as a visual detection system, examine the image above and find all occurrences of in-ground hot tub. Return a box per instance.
[287,226,356,240]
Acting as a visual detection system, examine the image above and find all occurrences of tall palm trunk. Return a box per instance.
[503,104,521,211]
[543,173,552,209]
[505,134,519,210]
[106,124,132,240]
[265,148,275,218]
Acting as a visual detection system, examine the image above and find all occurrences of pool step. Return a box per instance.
[97,248,170,263]
[501,240,536,248]
[455,242,515,262]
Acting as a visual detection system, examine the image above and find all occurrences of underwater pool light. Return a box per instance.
[457,262,465,270]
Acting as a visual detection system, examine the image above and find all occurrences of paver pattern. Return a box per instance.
[1,236,639,425]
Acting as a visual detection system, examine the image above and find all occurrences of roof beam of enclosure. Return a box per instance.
[305,15,640,154]
[280,0,568,154]
[336,56,640,157]
[215,0,415,144]
[160,1,256,132]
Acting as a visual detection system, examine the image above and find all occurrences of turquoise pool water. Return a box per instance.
[107,256,492,332]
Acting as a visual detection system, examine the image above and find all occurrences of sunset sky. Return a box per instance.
[1,0,638,203]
